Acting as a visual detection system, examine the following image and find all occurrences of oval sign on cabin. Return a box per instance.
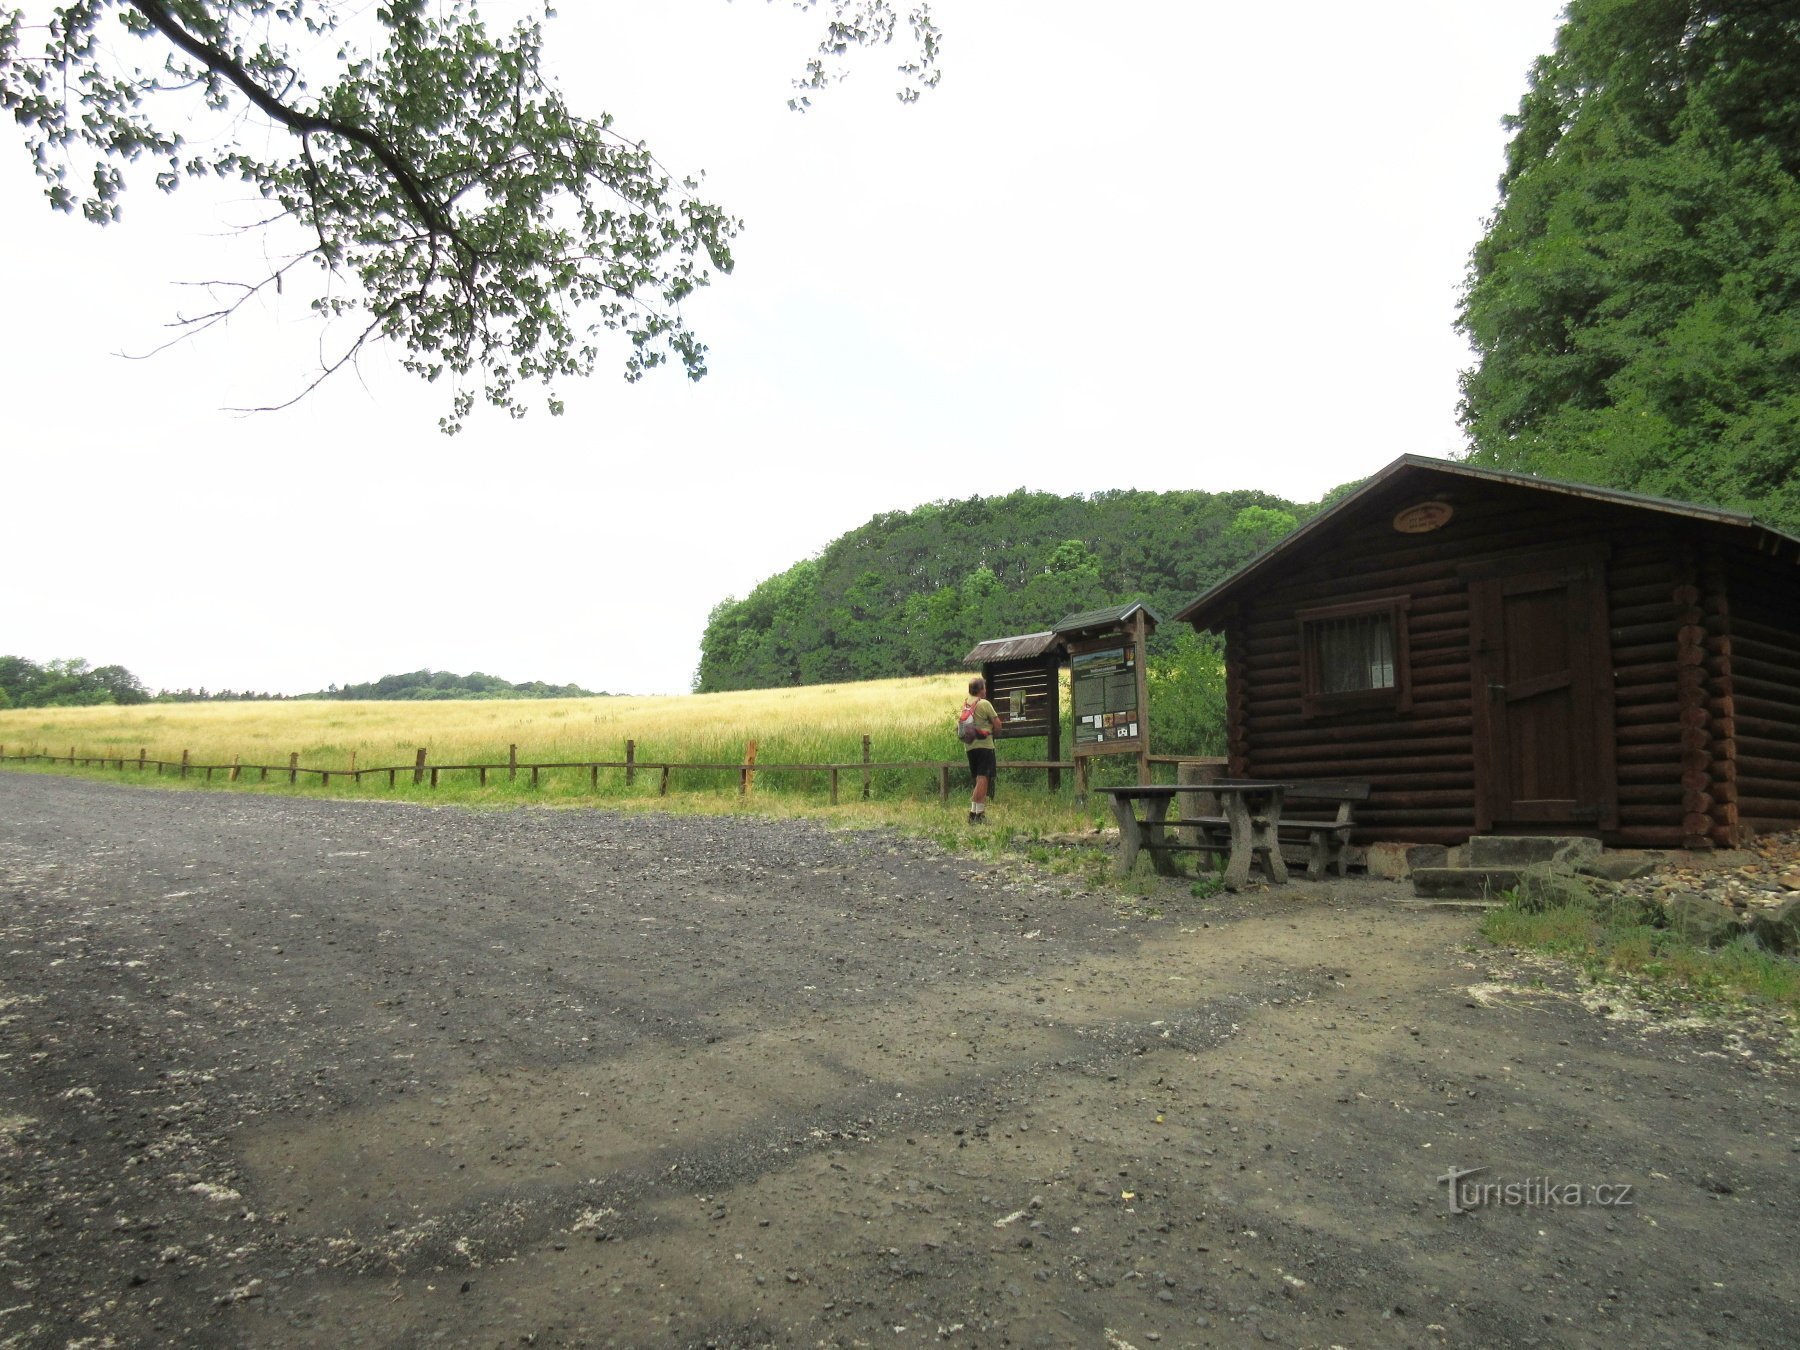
[1393,500,1454,533]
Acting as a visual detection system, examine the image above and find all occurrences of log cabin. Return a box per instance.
[1173,455,1800,849]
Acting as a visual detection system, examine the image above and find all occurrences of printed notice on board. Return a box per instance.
[1071,644,1139,748]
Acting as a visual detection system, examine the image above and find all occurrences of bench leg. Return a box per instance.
[1257,820,1289,885]
[1224,800,1253,890]
[1144,804,1183,878]
[1252,802,1281,889]
[1109,795,1141,873]
[1307,830,1329,881]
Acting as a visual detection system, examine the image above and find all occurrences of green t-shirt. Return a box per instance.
[969,698,998,739]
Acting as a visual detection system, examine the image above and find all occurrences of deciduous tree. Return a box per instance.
[1457,0,1800,527]
[0,1,939,430]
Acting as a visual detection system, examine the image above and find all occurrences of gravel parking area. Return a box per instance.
[0,773,1794,1348]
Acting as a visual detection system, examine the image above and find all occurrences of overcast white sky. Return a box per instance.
[1,1,1567,696]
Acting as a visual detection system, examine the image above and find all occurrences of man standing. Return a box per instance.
[962,677,1002,824]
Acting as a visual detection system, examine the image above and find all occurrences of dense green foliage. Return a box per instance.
[1458,0,1800,528]
[305,669,605,700]
[0,656,148,707]
[1144,630,1227,759]
[0,2,938,430]
[695,489,1305,693]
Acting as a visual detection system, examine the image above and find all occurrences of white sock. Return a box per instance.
[971,801,985,815]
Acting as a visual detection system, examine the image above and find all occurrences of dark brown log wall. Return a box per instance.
[1723,544,1800,830]
[1606,540,1689,848]
[1223,486,1701,846]
[1698,544,1741,846]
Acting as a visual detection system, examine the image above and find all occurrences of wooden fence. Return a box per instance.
[0,740,1216,804]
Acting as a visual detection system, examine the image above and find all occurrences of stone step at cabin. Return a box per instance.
[1463,835,1602,868]
[1410,865,1528,902]
[1409,836,1657,901]
[1417,836,1598,903]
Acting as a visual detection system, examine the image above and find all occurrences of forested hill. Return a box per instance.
[695,488,1314,692]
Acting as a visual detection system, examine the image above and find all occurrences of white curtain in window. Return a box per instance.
[1318,615,1395,693]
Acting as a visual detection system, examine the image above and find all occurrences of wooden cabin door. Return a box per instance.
[1468,554,1617,831]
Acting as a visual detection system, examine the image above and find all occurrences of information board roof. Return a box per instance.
[1053,602,1161,641]
[962,631,1064,665]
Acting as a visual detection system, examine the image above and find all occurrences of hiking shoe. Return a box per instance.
[968,811,983,825]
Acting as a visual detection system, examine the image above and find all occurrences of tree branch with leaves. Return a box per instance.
[0,0,939,431]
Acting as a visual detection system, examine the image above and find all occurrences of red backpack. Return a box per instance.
[956,700,985,744]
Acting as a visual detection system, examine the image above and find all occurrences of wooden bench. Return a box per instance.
[1100,782,1288,889]
[1182,779,1370,880]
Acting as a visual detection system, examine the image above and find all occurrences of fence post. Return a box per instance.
[530,765,539,789]
[287,752,298,785]
[180,749,190,779]
[509,744,518,782]
[590,764,598,790]
[430,766,439,788]
[861,735,872,800]
[939,764,951,803]
[830,766,840,805]
[625,739,636,787]
[479,765,488,787]
[740,740,758,797]
[349,750,357,778]
[230,755,241,782]
[1075,755,1090,806]
[138,748,145,772]
[659,764,670,797]
[321,770,330,787]
[69,745,76,765]
[413,747,427,786]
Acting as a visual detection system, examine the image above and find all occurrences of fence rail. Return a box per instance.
[0,741,1219,805]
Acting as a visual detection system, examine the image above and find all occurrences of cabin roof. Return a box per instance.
[1175,454,1800,630]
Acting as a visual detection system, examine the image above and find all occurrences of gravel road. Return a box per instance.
[0,773,1794,1348]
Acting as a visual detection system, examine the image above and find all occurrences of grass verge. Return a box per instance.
[1481,873,1800,1016]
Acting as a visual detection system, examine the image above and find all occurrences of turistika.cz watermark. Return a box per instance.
[1437,1165,1635,1215]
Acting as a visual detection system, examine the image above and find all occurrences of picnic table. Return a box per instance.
[1099,779,1288,890]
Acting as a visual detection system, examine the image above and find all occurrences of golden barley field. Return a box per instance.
[0,673,989,771]
[0,675,1148,839]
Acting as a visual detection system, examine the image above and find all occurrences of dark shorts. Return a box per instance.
[967,747,997,782]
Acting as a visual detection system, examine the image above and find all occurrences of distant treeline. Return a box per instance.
[157,688,294,702]
[304,670,607,701]
[695,487,1345,692]
[0,656,149,709]
[1,659,605,707]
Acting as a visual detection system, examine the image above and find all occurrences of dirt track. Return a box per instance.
[0,773,1794,1348]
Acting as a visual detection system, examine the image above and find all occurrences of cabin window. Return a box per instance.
[1297,598,1412,716]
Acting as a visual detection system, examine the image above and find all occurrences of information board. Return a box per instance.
[983,661,1056,739]
[1071,642,1142,751]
